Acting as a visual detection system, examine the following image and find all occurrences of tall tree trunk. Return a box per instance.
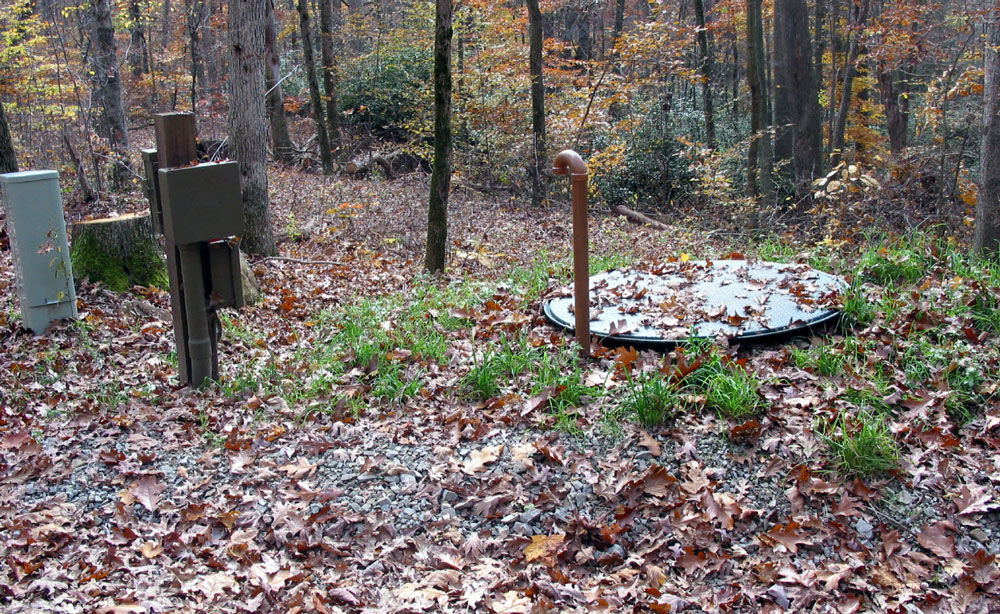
[746,0,774,203]
[319,0,342,154]
[974,14,1000,256]
[160,0,171,48]
[127,0,150,77]
[88,0,131,192]
[185,0,208,110]
[0,100,18,174]
[813,0,824,110]
[830,0,870,167]
[297,0,334,174]
[613,0,625,43]
[877,65,909,155]
[773,0,821,200]
[693,0,716,149]
[425,0,453,274]
[264,0,294,162]
[229,0,277,256]
[527,0,547,206]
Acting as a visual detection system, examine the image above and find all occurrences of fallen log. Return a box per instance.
[610,204,672,231]
[70,212,168,292]
[345,152,396,179]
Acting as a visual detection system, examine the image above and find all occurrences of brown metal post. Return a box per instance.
[552,150,589,357]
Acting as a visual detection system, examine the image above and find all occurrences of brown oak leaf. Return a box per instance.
[524,534,565,564]
[917,521,956,559]
[765,522,811,554]
[954,484,996,516]
[130,476,166,513]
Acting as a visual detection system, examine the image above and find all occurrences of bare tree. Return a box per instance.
[127,0,150,77]
[829,0,870,166]
[264,0,294,162]
[773,0,822,199]
[527,0,546,206]
[319,0,342,155]
[425,0,453,274]
[0,100,18,174]
[975,12,1000,256]
[297,0,334,174]
[746,0,773,203]
[229,0,277,255]
[693,0,716,149]
[88,0,131,191]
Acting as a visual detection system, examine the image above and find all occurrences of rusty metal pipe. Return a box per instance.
[552,150,589,357]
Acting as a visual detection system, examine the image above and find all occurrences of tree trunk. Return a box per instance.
[829,0,870,167]
[264,0,295,162]
[229,0,277,256]
[319,0,342,155]
[62,127,98,203]
[88,0,131,191]
[70,213,168,292]
[693,0,716,149]
[974,15,1000,256]
[877,65,909,155]
[160,0,172,49]
[745,0,773,203]
[185,0,208,111]
[527,0,547,207]
[0,100,18,174]
[297,0,334,174]
[773,0,821,200]
[127,0,150,77]
[613,0,625,44]
[425,0,453,274]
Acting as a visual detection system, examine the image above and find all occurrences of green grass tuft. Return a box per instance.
[817,408,900,476]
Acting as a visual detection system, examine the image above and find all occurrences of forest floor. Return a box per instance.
[1,160,1000,613]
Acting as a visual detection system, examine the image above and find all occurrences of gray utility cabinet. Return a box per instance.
[0,170,77,333]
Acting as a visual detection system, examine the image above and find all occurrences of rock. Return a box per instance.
[855,518,874,539]
[239,250,260,305]
[519,507,542,524]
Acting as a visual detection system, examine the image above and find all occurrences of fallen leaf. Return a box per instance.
[701,488,737,529]
[765,522,811,554]
[129,476,166,513]
[954,484,996,516]
[524,534,565,564]
[638,431,661,457]
[492,590,531,613]
[138,541,162,559]
[279,457,317,479]
[917,521,956,559]
[188,572,238,600]
[425,569,460,590]
[463,444,504,474]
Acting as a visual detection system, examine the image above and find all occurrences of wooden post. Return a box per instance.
[153,112,209,386]
[552,150,589,357]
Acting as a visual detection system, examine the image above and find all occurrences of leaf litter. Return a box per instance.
[0,167,999,612]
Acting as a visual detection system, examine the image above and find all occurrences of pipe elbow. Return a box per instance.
[552,149,588,177]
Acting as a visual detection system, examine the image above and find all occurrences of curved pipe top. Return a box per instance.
[552,149,588,177]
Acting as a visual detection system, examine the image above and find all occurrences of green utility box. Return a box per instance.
[207,240,244,309]
[157,161,244,244]
[0,170,78,333]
